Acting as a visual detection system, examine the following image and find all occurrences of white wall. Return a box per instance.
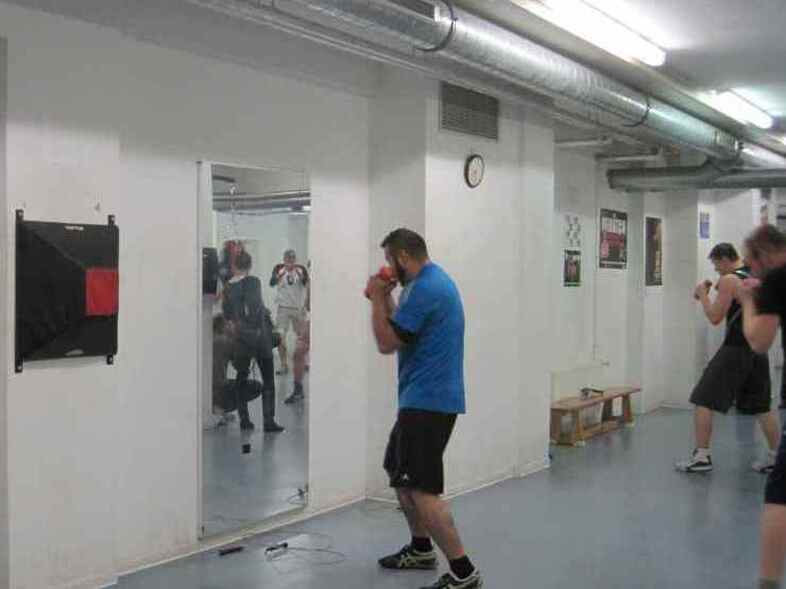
[640,194,667,411]
[661,191,702,406]
[551,154,663,413]
[426,95,528,491]
[553,152,596,374]
[366,68,428,498]
[0,3,369,588]
[515,113,556,473]
[0,35,9,589]
[366,78,555,499]
[426,95,557,486]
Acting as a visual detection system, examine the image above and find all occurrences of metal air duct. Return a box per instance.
[186,0,785,171]
[608,164,786,192]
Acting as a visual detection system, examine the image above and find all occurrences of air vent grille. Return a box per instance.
[440,83,499,141]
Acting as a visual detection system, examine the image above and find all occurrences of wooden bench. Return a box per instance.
[550,386,640,446]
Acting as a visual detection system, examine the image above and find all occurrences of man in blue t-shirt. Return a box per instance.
[366,228,482,589]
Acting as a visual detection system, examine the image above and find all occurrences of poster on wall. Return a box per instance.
[599,209,628,269]
[563,213,582,250]
[645,217,663,286]
[15,211,119,373]
[699,211,710,239]
[564,249,581,287]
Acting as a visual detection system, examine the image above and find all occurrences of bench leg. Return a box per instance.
[550,410,561,444]
[573,409,586,446]
[622,395,635,427]
[602,399,614,424]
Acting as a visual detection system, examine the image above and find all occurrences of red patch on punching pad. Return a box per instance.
[85,268,119,317]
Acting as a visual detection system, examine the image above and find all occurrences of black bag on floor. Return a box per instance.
[215,379,263,413]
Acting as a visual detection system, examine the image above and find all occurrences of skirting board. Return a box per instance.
[117,495,366,579]
[46,573,119,589]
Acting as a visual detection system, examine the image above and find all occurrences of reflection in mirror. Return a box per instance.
[200,163,310,537]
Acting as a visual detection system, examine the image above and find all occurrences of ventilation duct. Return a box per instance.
[608,164,786,192]
[186,0,785,172]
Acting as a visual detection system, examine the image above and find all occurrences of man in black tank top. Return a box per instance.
[676,243,780,474]
[737,225,786,587]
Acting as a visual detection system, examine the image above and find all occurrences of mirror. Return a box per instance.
[198,162,310,537]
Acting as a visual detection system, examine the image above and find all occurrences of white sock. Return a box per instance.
[695,448,711,460]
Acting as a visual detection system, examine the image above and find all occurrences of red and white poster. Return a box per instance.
[599,209,628,270]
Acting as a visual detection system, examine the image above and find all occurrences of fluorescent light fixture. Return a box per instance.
[524,0,666,67]
[706,90,774,130]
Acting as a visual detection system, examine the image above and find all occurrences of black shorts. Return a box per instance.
[689,345,771,415]
[766,429,786,505]
[383,409,457,495]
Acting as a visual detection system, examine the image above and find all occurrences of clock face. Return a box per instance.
[465,155,485,188]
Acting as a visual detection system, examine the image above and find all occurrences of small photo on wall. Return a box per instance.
[564,249,581,287]
[599,209,627,269]
[645,217,663,286]
[699,211,710,239]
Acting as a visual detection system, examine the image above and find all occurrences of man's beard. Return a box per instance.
[394,260,409,286]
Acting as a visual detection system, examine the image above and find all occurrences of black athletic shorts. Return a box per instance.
[766,428,786,505]
[383,409,457,495]
[689,345,771,415]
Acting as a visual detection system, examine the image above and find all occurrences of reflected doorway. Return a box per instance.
[198,162,310,537]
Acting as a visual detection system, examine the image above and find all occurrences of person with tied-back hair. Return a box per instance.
[223,250,284,433]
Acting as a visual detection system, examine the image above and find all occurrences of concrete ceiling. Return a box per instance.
[0,0,381,95]
[606,0,786,120]
[4,0,786,154]
[459,0,786,153]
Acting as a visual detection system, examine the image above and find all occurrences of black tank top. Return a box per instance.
[723,267,751,347]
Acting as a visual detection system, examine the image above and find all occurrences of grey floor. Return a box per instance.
[122,405,782,589]
[202,367,308,537]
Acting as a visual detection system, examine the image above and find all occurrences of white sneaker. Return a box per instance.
[753,453,777,474]
[675,450,713,473]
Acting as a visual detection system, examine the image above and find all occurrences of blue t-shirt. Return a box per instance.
[392,263,466,414]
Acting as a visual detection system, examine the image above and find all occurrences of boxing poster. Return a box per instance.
[599,209,627,269]
[563,249,581,287]
[645,217,663,286]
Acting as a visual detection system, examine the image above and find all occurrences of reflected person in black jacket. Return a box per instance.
[213,314,263,427]
[222,251,284,433]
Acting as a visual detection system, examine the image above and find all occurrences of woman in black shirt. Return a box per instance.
[222,250,283,433]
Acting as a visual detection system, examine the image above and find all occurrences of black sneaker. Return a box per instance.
[420,571,483,588]
[378,545,437,570]
[263,421,284,433]
[284,390,304,404]
[675,450,713,473]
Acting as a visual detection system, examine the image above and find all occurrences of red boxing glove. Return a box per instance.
[364,266,397,298]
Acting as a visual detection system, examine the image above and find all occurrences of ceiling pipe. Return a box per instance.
[599,149,664,164]
[184,0,786,169]
[607,162,786,192]
[556,136,613,149]
[711,170,786,190]
[607,160,727,192]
